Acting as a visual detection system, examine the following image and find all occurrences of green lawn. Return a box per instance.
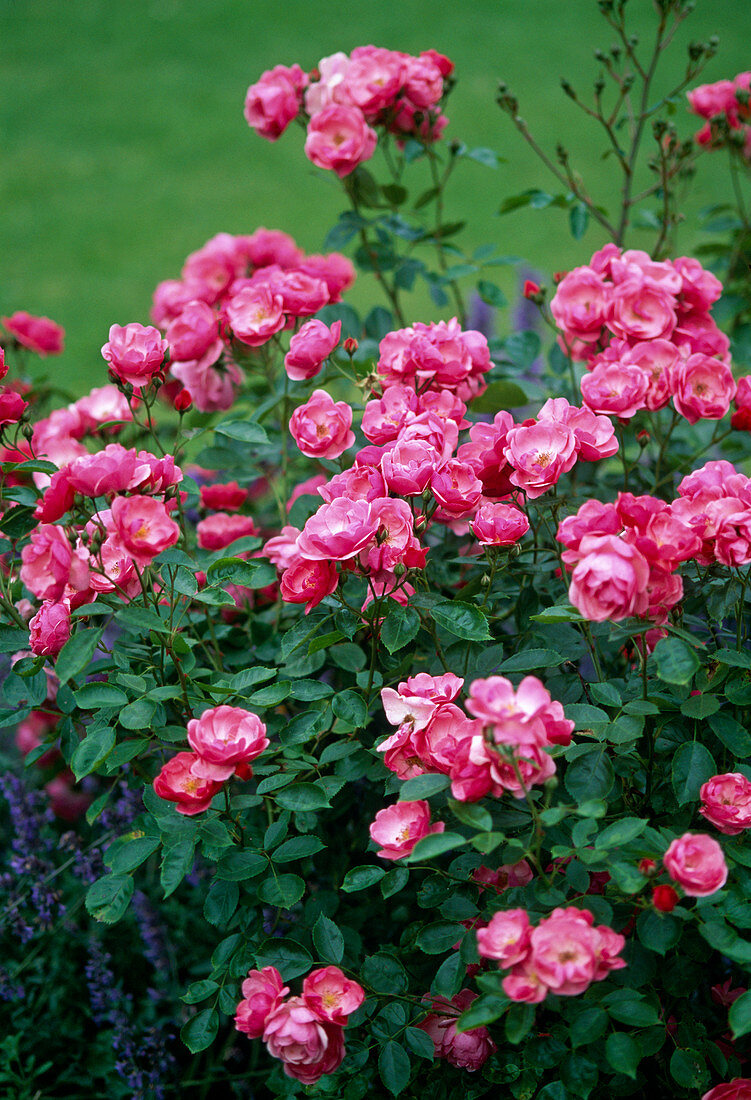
[2,0,750,394]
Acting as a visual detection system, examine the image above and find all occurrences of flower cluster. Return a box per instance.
[151,229,355,411]
[376,672,573,804]
[551,245,735,425]
[153,706,268,814]
[244,46,452,177]
[477,906,626,1003]
[688,72,751,159]
[234,965,364,1084]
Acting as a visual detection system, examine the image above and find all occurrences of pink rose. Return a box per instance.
[703,1082,751,1100]
[302,966,365,1025]
[663,832,728,896]
[225,285,286,347]
[304,105,377,178]
[504,420,578,499]
[165,300,219,362]
[200,481,248,512]
[101,323,168,389]
[430,460,483,518]
[263,996,345,1084]
[567,534,650,622]
[418,990,496,1072]
[669,353,736,424]
[471,502,529,546]
[196,513,258,551]
[476,909,531,967]
[550,268,608,345]
[0,389,27,425]
[369,800,445,860]
[344,46,405,115]
[297,499,377,561]
[235,966,289,1038]
[289,389,355,460]
[580,360,649,419]
[109,494,180,566]
[187,705,269,781]
[280,557,339,612]
[700,773,751,835]
[244,63,308,140]
[29,599,71,657]
[153,751,223,815]
[170,350,244,413]
[606,274,676,341]
[2,311,64,356]
[381,438,441,496]
[20,524,90,602]
[284,319,341,381]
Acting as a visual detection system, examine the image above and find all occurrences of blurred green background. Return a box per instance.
[2,0,750,394]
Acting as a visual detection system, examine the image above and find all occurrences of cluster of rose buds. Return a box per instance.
[477,906,626,1003]
[244,47,452,177]
[688,72,751,159]
[148,229,355,412]
[418,989,496,1071]
[234,965,364,1084]
[153,706,269,815]
[551,245,736,425]
[375,672,573,804]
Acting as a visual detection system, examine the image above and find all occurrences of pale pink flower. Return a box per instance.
[187,705,269,781]
[471,502,529,546]
[165,300,219,362]
[170,348,244,413]
[289,389,354,460]
[297,499,377,561]
[225,285,286,346]
[418,990,496,1071]
[263,996,344,1084]
[669,353,736,424]
[20,524,90,602]
[663,832,728,896]
[567,534,650,622]
[101,323,168,389]
[369,800,445,860]
[606,274,676,341]
[302,966,365,1025]
[304,105,377,178]
[381,438,441,496]
[476,909,531,967]
[504,420,578,498]
[580,360,649,419]
[344,46,405,115]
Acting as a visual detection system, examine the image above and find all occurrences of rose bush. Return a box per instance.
[3,2,751,1097]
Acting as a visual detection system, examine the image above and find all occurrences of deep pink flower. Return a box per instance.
[297,499,377,561]
[166,300,219,362]
[200,481,248,512]
[196,512,258,551]
[263,996,345,1084]
[280,557,339,612]
[702,1080,751,1100]
[225,285,286,347]
[153,751,223,815]
[0,388,27,425]
[20,524,90,602]
[700,773,751,835]
[109,494,180,566]
[2,311,64,356]
[476,909,531,967]
[669,353,736,424]
[29,599,71,657]
[471,502,529,546]
[284,320,341,380]
[567,534,650,622]
[244,64,308,140]
[235,967,289,1038]
[418,990,496,1072]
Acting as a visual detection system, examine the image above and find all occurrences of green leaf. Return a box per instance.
[363,953,408,994]
[254,937,312,980]
[399,774,450,801]
[182,979,220,1005]
[476,280,507,307]
[379,1041,411,1097]
[564,747,615,802]
[636,910,682,955]
[432,952,464,999]
[669,1049,708,1091]
[505,1003,535,1044]
[71,726,116,779]
[271,836,325,863]
[313,914,344,964]
[654,636,700,685]
[55,628,104,685]
[405,1026,435,1061]
[605,993,659,1027]
[342,865,386,892]
[672,741,716,805]
[569,201,589,240]
[708,712,751,757]
[274,783,331,812]
[181,1008,219,1054]
[381,604,421,654]
[203,879,239,926]
[448,800,493,831]
[714,648,751,669]
[119,698,157,730]
[499,648,563,673]
[680,693,720,719]
[257,873,305,908]
[214,420,269,445]
[416,922,461,954]
[215,850,266,881]
[332,689,368,728]
[605,1032,641,1078]
[206,556,276,588]
[85,874,134,924]
[730,989,751,1039]
[105,835,160,874]
[161,837,196,898]
[570,1006,608,1047]
[455,994,507,1032]
[595,817,647,849]
[431,601,491,641]
[73,683,128,709]
[405,832,466,862]
[471,380,528,413]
